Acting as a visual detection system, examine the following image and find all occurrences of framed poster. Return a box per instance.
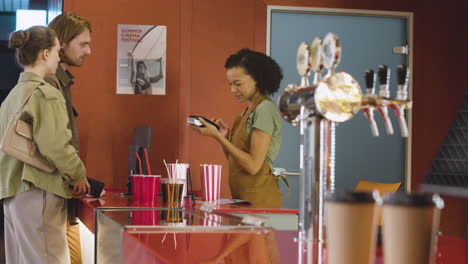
[117,24,167,95]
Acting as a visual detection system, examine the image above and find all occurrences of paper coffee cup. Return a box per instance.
[325,191,381,264]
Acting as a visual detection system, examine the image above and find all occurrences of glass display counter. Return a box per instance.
[95,207,283,263]
[121,227,283,263]
[78,191,466,264]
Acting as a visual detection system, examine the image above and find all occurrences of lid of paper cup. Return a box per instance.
[383,192,444,208]
[325,191,380,204]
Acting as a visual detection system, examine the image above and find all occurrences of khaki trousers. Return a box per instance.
[3,187,70,264]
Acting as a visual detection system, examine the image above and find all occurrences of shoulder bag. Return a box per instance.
[0,82,56,173]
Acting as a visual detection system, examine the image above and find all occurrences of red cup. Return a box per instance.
[132,210,159,225]
[132,210,144,225]
[132,175,144,204]
[144,210,160,225]
[141,175,161,205]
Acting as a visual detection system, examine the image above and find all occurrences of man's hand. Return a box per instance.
[70,177,90,199]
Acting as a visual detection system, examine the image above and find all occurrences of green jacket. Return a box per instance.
[44,65,80,153]
[0,72,86,199]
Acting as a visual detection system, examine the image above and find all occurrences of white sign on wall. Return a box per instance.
[117,24,167,95]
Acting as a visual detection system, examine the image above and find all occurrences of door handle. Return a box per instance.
[392,45,408,55]
[273,167,300,176]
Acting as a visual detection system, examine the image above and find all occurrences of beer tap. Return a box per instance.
[363,70,379,136]
[297,42,311,88]
[392,64,410,137]
[277,32,413,264]
[377,65,394,135]
[309,37,323,85]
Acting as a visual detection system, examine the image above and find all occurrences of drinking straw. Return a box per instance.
[135,152,142,175]
[143,148,152,175]
[163,159,171,178]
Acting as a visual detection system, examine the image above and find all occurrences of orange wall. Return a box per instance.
[65,0,467,237]
[64,0,184,188]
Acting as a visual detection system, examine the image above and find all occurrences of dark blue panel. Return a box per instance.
[0,48,21,104]
[271,11,408,208]
[0,13,16,41]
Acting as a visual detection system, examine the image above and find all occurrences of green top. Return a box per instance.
[0,72,86,199]
[245,99,282,170]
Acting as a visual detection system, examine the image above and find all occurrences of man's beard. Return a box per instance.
[60,50,82,67]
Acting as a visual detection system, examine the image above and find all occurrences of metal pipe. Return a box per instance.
[297,112,334,264]
[297,106,321,264]
[317,119,333,264]
[329,121,336,192]
[280,85,335,264]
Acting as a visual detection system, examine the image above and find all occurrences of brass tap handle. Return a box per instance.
[363,108,379,136]
[361,94,412,137]
[379,107,394,135]
[365,69,376,95]
[361,95,412,109]
[394,64,411,137]
[396,64,409,100]
[363,69,379,136]
[398,109,409,137]
[389,104,409,137]
[377,65,394,134]
[378,65,391,98]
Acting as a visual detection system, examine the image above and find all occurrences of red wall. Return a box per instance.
[65,0,467,237]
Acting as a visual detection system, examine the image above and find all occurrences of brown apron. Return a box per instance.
[228,93,287,208]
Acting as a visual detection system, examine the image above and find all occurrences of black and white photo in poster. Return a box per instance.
[117,24,166,95]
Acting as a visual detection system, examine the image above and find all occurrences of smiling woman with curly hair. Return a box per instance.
[190,48,287,208]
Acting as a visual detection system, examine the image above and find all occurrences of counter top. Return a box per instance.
[77,190,298,233]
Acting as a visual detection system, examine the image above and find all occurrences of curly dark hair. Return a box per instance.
[224,48,283,96]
